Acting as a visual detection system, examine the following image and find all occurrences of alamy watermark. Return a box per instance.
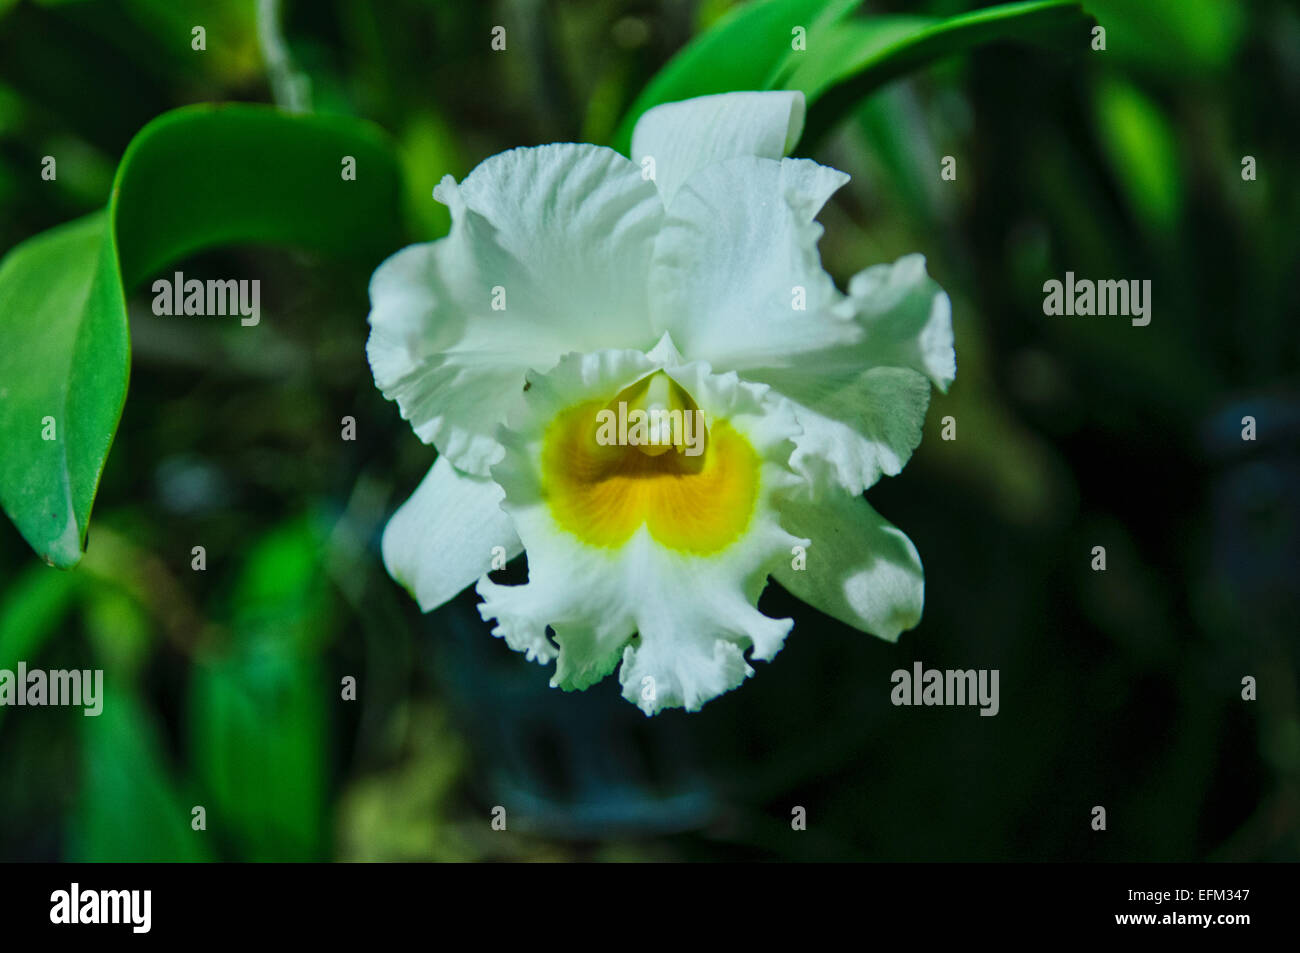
[891,661,999,716]
[595,402,705,456]
[50,884,150,933]
[152,270,260,326]
[0,662,103,716]
[1042,272,1150,326]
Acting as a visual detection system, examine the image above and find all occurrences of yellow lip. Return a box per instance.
[540,374,760,555]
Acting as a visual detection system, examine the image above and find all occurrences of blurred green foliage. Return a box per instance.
[0,105,403,569]
[0,0,1296,862]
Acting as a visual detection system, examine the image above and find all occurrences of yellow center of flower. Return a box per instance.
[541,373,760,555]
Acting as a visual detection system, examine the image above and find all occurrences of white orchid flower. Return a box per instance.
[367,90,955,715]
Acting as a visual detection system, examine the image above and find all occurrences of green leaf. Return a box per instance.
[611,0,1092,153]
[0,563,81,732]
[0,214,127,570]
[0,104,403,568]
[189,647,329,861]
[1085,0,1244,75]
[0,563,81,673]
[610,0,847,153]
[787,1,1095,146]
[1092,76,1183,232]
[188,519,333,861]
[775,14,931,102]
[69,685,211,862]
[229,515,332,653]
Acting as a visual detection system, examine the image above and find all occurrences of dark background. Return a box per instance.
[0,0,1296,861]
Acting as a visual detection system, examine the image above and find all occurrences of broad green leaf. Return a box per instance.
[610,0,848,153]
[0,214,127,570]
[69,685,211,862]
[611,0,1092,154]
[1085,0,1244,75]
[787,1,1094,146]
[0,104,403,568]
[775,15,930,101]
[110,106,403,286]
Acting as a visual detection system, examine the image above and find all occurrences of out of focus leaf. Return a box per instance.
[120,0,261,83]
[0,105,403,569]
[398,111,461,241]
[786,0,1093,145]
[230,516,331,652]
[1093,77,1183,232]
[0,564,80,672]
[70,685,210,862]
[0,564,81,731]
[31,0,260,82]
[610,0,844,153]
[851,85,945,224]
[611,0,1092,153]
[83,580,153,677]
[189,647,328,861]
[189,519,332,860]
[1085,0,1245,74]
